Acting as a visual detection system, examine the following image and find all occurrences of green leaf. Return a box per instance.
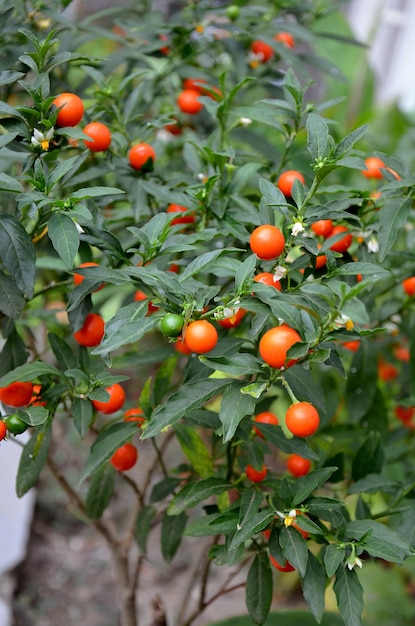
[0,214,35,298]
[141,378,232,439]
[335,262,389,277]
[324,544,346,578]
[16,428,51,497]
[48,333,77,370]
[18,405,49,426]
[280,526,308,577]
[219,381,257,442]
[174,423,214,478]
[200,354,262,377]
[168,478,232,515]
[307,112,329,161]
[0,271,26,319]
[85,464,115,520]
[161,510,187,563]
[235,254,257,292]
[72,397,93,439]
[229,510,274,551]
[0,173,23,193]
[179,248,237,281]
[347,474,398,495]
[153,356,178,406]
[345,341,378,421]
[378,197,411,261]
[333,565,364,626]
[92,302,158,355]
[291,468,338,507]
[351,432,385,482]
[334,124,368,158]
[80,422,138,482]
[301,551,326,623]
[0,361,63,386]
[48,212,79,269]
[70,186,125,201]
[345,520,411,564]
[246,553,273,626]
[283,367,326,416]
[251,423,318,460]
[0,328,28,377]
[134,505,156,556]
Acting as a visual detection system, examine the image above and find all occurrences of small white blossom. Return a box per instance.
[197,172,207,181]
[291,222,305,237]
[156,129,173,143]
[367,237,379,253]
[239,117,252,127]
[31,127,54,151]
[74,222,84,234]
[222,305,240,319]
[273,266,287,281]
[347,556,363,570]
[334,313,354,331]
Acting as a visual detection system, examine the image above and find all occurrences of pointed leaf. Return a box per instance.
[219,381,256,442]
[48,212,79,269]
[72,397,93,439]
[378,197,411,261]
[291,468,338,507]
[142,378,232,439]
[161,510,187,563]
[280,526,308,577]
[0,214,35,297]
[0,361,63,386]
[229,510,274,551]
[324,544,346,578]
[301,551,326,623]
[246,553,273,626]
[168,478,232,515]
[85,464,115,520]
[134,505,156,556]
[307,112,329,161]
[174,423,213,478]
[333,565,364,626]
[16,428,51,497]
[80,422,138,482]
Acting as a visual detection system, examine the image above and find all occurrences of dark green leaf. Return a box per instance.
[16,428,51,497]
[153,356,178,406]
[134,505,156,556]
[324,544,346,577]
[307,112,329,161]
[48,212,79,269]
[235,254,257,292]
[334,125,368,158]
[18,405,49,426]
[48,333,77,370]
[378,197,411,261]
[85,464,115,520]
[246,553,273,626]
[345,341,378,421]
[345,520,411,564]
[280,526,308,577]
[0,214,35,298]
[72,397,93,439]
[0,361,63,386]
[229,510,274,551]
[92,302,158,355]
[161,511,187,563]
[80,422,138,482]
[351,432,385,481]
[283,367,326,415]
[142,378,232,439]
[219,381,257,442]
[333,565,364,626]
[168,478,232,515]
[301,551,326,622]
[291,468,338,507]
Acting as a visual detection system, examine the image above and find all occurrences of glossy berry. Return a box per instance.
[5,414,29,435]
[167,203,196,225]
[311,219,333,238]
[251,40,274,62]
[246,463,267,482]
[394,405,415,424]
[274,32,295,49]
[286,454,311,477]
[184,320,218,354]
[128,143,156,171]
[285,402,320,438]
[134,290,159,315]
[159,313,184,337]
[83,121,111,152]
[73,312,105,347]
[270,555,295,572]
[259,325,301,369]
[277,170,305,198]
[328,225,353,253]
[253,272,282,290]
[362,156,385,179]
[110,442,138,472]
[177,89,203,114]
[73,262,104,292]
[0,382,33,408]
[0,421,7,440]
[403,277,415,296]
[250,225,285,260]
[123,407,146,427]
[253,411,279,437]
[52,92,84,127]
[92,383,126,414]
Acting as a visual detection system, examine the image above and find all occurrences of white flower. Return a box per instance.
[74,221,84,234]
[156,129,173,143]
[273,266,287,281]
[367,237,379,253]
[31,127,54,151]
[347,556,363,570]
[334,313,354,331]
[291,222,305,237]
[239,117,252,127]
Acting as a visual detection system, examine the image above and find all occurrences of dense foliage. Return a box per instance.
[1,1,415,625]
